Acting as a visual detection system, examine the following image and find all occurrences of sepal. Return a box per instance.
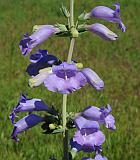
[78,11,87,21]
[78,25,87,33]
[52,128,64,134]
[55,23,70,37]
[70,148,77,159]
[55,23,68,32]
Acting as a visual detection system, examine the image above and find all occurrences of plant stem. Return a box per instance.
[62,94,69,160]
[62,37,75,160]
[67,38,75,63]
[62,1,75,160]
[62,94,67,133]
[70,0,74,27]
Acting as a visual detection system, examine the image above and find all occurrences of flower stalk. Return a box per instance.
[70,0,74,27]
[62,1,75,159]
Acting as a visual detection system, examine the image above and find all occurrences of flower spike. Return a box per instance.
[82,105,116,130]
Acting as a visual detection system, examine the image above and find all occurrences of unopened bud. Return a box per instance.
[76,63,83,69]
[49,124,56,130]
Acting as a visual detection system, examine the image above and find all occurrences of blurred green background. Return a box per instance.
[0,0,139,159]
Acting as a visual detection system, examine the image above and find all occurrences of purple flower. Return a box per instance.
[104,115,116,130]
[82,158,93,160]
[70,130,105,152]
[82,104,116,130]
[82,155,107,160]
[94,154,108,160]
[27,49,62,76]
[81,68,104,90]
[85,3,126,32]
[74,115,100,134]
[9,94,56,124]
[86,23,118,41]
[30,49,48,63]
[19,25,60,55]
[29,62,104,94]
[44,62,87,94]
[11,114,44,142]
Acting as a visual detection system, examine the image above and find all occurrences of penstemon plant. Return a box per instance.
[9,1,126,160]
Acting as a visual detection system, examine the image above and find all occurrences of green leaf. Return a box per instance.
[60,4,70,18]
[52,128,64,134]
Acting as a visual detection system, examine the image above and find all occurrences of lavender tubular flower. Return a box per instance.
[86,23,118,41]
[74,116,100,134]
[29,69,52,87]
[30,49,48,63]
[29,62,104,94]
[94,154,108,160]
[82,155,108,160]
[85,3,126,32]
[70,130,105,152]
[81,68,104,90]
[82,105,116,130]
[27,49,61,76]
[11,114,44,142]
[44,62,87,94]
[104,115,116,130]
[19,25,60,55]
[10,94,55,124]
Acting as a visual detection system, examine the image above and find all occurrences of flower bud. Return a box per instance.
[86,23,118,41]
[76,63,83,69]
[49,124,56,130]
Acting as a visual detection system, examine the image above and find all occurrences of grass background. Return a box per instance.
[0,0,139,159]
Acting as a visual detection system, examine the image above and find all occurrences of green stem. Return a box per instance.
[70,0,74,27]
[62,94,69,160]
[67,38,75,63]
[62,94,67,133]
[62,1,75,160]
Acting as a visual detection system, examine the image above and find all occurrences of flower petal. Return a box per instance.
[71,130,105,152]
[44,72,87,94]
[29,70,51,87]
[81,68,104,90]
[19,25,59,55]
[30,49,48,63]
[74,116,100,132]
[105,115,116,130]
[86,23,118,41]
[11,114,44,141]
[94,154,108,160]
[86,4,126,32]
[9,94,56,124]
[27,54,61,76]
[82,106,101,121]
[82,158,93,160]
